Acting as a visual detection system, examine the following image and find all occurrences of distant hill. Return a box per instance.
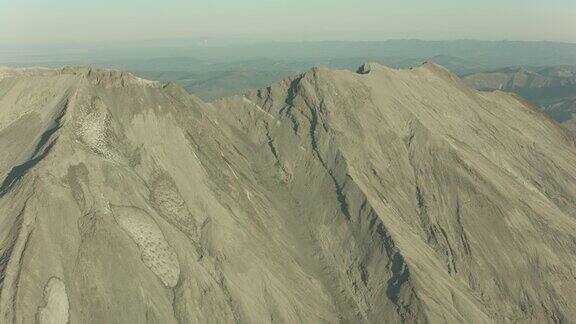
[464,66,576,132]
[4,39,576,67]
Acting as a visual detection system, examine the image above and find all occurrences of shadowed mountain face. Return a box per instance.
[464,67,576,132]
[0,63,576,323]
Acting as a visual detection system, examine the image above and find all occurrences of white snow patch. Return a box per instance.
[243,97,275,119]
[114,207,180,288]
[37,277,69,324]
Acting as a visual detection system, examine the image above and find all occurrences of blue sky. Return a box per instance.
[0,0,574,44]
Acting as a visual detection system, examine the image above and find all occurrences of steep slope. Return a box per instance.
[216,62,576,322]
[464,66,576,132]
[0,64,575,323]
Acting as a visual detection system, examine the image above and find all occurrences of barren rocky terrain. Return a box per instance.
[0,63,576,323]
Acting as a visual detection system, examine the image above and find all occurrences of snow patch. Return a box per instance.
[76,100,120,161]
[37,277,69,324]
[242,97,275,119]
[114,206,180,288]
[151,175,198,241]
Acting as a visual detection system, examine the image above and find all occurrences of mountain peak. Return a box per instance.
[0,66,54,80]
[0,65,160,88]
[356,62,402,75]
[59,66,160,88]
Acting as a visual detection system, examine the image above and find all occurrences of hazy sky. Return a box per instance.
[1,0,575,44]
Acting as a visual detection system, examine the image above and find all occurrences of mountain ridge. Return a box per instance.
[0,62,575,323]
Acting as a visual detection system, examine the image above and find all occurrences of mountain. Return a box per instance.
[1,63,576,323]
[464,66,576,132]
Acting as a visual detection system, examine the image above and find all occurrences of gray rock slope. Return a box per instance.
[0,63,575,323]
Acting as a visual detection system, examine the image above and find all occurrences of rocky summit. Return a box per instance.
[0,63,576,323]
